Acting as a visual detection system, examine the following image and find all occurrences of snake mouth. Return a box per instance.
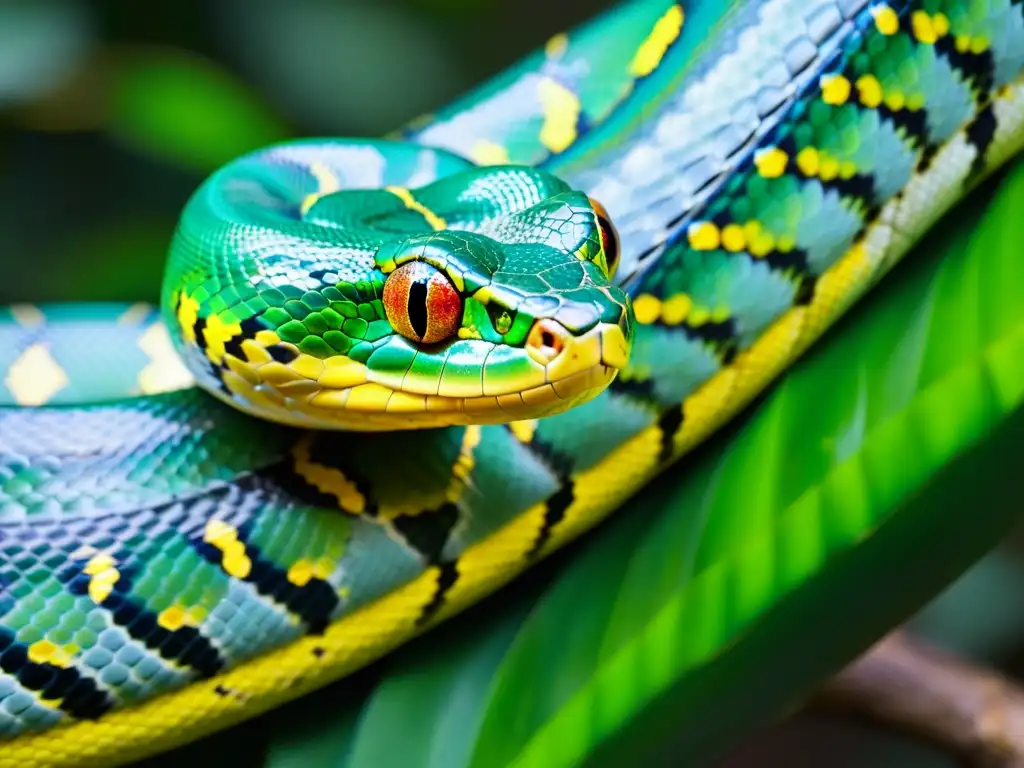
[214,320,629,431]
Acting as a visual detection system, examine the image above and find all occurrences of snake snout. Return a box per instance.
[526,319,568,365]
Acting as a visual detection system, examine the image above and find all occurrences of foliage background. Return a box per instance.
[2,1,1023,766]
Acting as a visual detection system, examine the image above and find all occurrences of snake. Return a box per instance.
[1,0,1022,764]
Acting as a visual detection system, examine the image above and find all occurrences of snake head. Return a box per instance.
[166,145,632,431]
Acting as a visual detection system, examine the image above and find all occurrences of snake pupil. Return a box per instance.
[382,260,463,345]
[408,279,429,340]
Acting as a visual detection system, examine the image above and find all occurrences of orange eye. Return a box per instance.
[382,261,462,344]
[589,197,620,277]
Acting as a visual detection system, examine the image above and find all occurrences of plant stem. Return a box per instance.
[813,630,1024,767]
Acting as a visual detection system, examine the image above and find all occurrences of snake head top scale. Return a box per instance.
[162,139,633,430]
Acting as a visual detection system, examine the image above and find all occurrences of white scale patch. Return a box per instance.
[866,81,1024,284]
[991,83,1024,170]
[264,143,387,190]
[416,74,548,159]
[406,148,442,188]
[566,0,865,277]
[4,343,68,406]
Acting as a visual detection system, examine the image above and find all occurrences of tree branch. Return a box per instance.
[813,630,1024,767]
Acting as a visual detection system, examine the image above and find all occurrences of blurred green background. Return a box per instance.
[4,1,1024,765]
[0,0,616,305]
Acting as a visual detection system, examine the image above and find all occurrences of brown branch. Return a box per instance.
[812,630,1024,767]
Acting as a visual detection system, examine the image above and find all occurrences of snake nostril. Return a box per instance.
[527,319,567,364]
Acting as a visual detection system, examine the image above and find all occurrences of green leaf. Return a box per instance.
[131,162,1024,767]
[346,603,531,768]
[108,48,289,172]
[247,160,1024,768]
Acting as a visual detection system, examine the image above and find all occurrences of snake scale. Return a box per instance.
[1,0,1023,764]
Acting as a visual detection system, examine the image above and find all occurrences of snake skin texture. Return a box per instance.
[1,0,1023,764]
[163,141,632,430]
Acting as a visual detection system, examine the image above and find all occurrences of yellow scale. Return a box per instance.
[4,2,1022,761]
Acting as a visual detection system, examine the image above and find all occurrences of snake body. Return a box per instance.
[1,0,1023,764]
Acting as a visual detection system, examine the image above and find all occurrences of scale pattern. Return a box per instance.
[162,140,631,430]
[0,0,1023,764]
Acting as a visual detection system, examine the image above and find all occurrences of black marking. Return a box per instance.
[878,104,930,150]
[263,457,346,511]
[223,338,246,362]
[223,316,269,361]
[762,246,811,277]
[250,556,339,635]
[185,313,233,395]
[964,102,998,178]
[917,144,939,172]
[240,316,266,339]
[0,628,114,720]
[627,313,740,370]
[390,503,460,564]
[408,278,429,340]
[891,8,995,102]
[311,646,325,658]
[656,406,685,465]
[118,602,223,671]
[719,342,739,367]
[261,433,380,516]
[188,513,341,635]
[268,345,299,363]
[860,203,883,231]
[211,369,232,396]
[773,133,879,211]
[415,560,460,627]
[309,269,338,283]
[793,275,817,306]
[527,481,575,559]
[54,544,225,678]
[192,316,208,350]
[934,37,996,103]
[267,466,347,511]
[819,172,880,212]
[521,431,576,478]
[659,167,727,234]
[305,434,379,515]
[88,591,223,678]
[212,684,248,700]
[507,431,580,560]
[685,316,739,347]
[685,319,741,368]
[609,377,659,403]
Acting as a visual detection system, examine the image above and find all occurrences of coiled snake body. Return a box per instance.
[1,0,1023,764]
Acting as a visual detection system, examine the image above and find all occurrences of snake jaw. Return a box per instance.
[165,141,636,431]
[205,318,627,431]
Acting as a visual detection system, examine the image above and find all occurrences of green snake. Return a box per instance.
[1,0,1022,764]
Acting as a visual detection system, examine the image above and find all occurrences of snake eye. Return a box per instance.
[589,197,620,277]
[383,261,462,344]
